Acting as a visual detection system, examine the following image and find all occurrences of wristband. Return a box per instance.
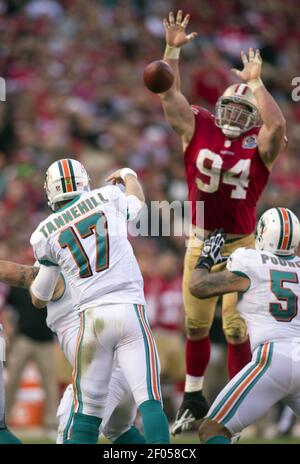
[164,45,181,60]
[247,78,263,93]
[120,168,138,182]
[194,256,213,272]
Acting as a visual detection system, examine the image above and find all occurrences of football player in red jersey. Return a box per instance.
[158,11,286,435]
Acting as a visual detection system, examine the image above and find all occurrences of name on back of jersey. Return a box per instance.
[261,253,300,269]
[39,192,109,239]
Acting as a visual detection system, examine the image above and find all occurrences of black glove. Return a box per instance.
[195,229,227,272]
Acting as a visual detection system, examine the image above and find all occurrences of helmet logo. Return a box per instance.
[255,216,268,249]
[259,216,267,236]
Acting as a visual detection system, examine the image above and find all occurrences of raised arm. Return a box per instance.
[122,173,145,202]
[105,168,145,202]
[159,10,198,150]
[232,48,286,171]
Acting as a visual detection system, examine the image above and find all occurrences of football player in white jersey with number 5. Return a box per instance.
[29,159,169,444]
[188,208,300,444]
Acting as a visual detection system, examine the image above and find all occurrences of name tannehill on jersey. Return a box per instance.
[38,192,109,239]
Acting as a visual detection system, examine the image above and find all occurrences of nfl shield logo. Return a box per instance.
[242,135,257,149]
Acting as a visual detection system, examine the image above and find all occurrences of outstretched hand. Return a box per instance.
[231,48,263,82]
[163,10,198,48]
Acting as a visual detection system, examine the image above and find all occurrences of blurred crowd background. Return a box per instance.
[0,0,299,439]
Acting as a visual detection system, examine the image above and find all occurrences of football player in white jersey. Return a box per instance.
[188,208,300,444]
[0,260,145,444]
[29,159,169,444]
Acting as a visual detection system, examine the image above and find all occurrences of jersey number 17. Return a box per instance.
[58,212,109,278]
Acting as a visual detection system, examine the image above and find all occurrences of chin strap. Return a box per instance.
[221,125,242,138]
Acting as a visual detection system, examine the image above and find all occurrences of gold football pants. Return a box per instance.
[183,233,255,341]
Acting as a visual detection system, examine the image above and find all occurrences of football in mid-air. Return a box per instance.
[143,60,174,94]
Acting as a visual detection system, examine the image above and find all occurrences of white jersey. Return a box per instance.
[31,186,145,312]
[227,247,300,350]
[46,276,78,336]
[45,283,139,443]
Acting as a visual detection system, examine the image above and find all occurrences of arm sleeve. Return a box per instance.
[98,185,127,215]
[226,247,250,278]
[226,247,255,290]
[30,229,58,267]
[126,195,143,221]
[191,105,210,129]
[99,185,142,221]
[30,265,61,302]
[184,105,214,160]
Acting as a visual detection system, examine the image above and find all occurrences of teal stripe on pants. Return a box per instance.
[142,306,162,401]
[63,403,74,443]
[134,304,154,400]
[209,344,263,419]
[221,343,273,424]
[75,312,85,414]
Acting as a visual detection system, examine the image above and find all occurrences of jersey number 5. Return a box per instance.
[58,212,109,278]
[196,149,251,199]
[269,270,298,322]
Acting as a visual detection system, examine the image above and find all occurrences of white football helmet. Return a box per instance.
[215,84,260,138]
[44,158,90,211]
[255,208,300,256]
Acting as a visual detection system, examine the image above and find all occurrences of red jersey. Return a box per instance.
[184,106,270,235]
[144,275,184,332]
[155,276,184,332]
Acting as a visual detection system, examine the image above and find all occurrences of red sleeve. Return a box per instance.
[184,105,215,159]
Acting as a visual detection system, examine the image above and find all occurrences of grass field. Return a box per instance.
[11,430,300,444]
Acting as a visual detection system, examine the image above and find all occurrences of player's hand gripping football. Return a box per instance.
[231,48,262,83]
[163,10,198,48]
[195,229,227,271]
